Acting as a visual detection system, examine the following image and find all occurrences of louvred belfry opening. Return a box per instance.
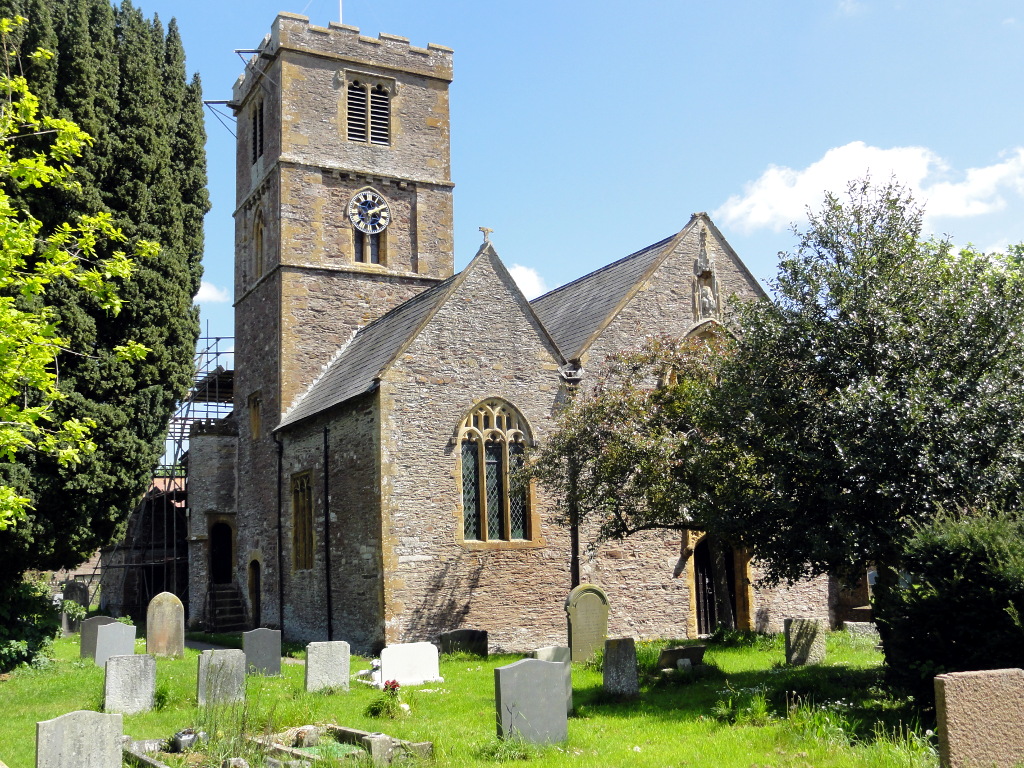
[347,82,368,142]
[370,85,390,145]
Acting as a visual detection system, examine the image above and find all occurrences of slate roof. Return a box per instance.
[530,233,678,360]
[278,275,457,428]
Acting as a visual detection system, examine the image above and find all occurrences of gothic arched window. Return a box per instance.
[458,399,531,542]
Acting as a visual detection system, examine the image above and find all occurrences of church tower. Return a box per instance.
[230,12,455,425]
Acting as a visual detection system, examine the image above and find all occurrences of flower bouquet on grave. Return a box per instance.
[365,679,410,718]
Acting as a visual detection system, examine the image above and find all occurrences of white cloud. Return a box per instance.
[508,264,548,300]
[194,281,231,304]
[714,142,1024,234]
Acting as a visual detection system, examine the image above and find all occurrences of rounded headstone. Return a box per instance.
[146,592,185,657]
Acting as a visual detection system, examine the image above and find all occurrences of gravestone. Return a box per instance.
[146,591,185,657]
[243,627,282,676]
[61,581,89,635]
[784,617,827,665]
[494,659,568,744]
[79,616,117,660]
[656,645,706,669]
[935,668,1024,768]
[533,645,572,713]
[439,628,488,657]
[603,637,639,698]
[104,654,156,714]
[36,710,123,768]
[564,584,609,662]
[198,649,246,706]
[378,642,443,687]
[94,622,136,668]
[305,641,350,692]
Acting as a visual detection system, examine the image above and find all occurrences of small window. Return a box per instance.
[253,213,265,279]
[347,79,390,145]
[251,100,264,165]
[247,391,262,438]
[354,231,383,264]
[291,472,313,570]
[458,400,531,542]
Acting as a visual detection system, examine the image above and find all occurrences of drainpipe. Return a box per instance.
[274,432,285,633]
[569,456,580,589]
[323,425,334,640]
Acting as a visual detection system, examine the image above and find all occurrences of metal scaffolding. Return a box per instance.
[99,337,235,619]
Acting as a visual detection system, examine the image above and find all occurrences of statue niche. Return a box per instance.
[692,226,720,321]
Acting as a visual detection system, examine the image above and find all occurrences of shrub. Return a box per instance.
[0,575,60,671]
[873,508,1024,700]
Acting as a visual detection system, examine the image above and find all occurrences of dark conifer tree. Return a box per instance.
[0,0,208,609]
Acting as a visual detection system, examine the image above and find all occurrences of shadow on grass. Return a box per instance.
[572,659,932,744]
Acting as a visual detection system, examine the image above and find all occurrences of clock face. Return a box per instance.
[348,190,391,234]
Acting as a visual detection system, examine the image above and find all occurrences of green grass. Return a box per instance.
[0,631,937,768]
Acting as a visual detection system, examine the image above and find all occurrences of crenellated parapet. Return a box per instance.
[231,12,453,108]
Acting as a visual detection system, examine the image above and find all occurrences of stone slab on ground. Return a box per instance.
[198,649,246,706]
[36,710,123,768]
[146,592,185,657]
[603,637,639,698]
[95,622,136,668]
[439,628,488,657]
[564,584,609,663]
[80,616,117,660]
[495,658,568,744]
[377,642,442,687]
[656,645,706,669]
[104,653,156,714]
[785,617,827,665]
[533,646,573,713]
[842,621,880,639]
[243,627,282,676]
[935,667,1024,768]
[305,641,350,692]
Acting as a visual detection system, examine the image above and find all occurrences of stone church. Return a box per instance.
[186,12,834,653]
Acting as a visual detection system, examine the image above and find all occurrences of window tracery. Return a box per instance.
[457,399,531,542]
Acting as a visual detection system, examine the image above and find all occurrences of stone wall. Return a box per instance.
[186,421,238,628]
[275,397,386,653]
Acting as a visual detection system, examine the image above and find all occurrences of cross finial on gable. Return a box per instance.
[479,226,493,243]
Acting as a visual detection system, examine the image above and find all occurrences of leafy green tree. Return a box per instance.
[0,0,208,584]
[0,16,152,665]
[715,181,1024,584]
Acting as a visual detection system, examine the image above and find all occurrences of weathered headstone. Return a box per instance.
[198,649,246,706]
[656,644,706,669]
[305,641,350,693]
[94,622,136,668]
[104,654,156,714]
[533,645,572,713]
[564,584,609,662]
[61,581,89,635]
[439,628,488,657]
[146,591,185,657]
[243,627,282,676]
[935,668,1024,768]
[785,617,827,665]
[494,659,568,744]
[603,637,639,698]
[79,616,117,660]
[36,710,123,768]
[378,642,443,687]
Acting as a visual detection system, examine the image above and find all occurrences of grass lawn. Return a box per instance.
[0,631,937,767]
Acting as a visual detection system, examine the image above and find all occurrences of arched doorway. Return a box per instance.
[209,522,233,584]
[248,560,262,628]
[693,536,738,635]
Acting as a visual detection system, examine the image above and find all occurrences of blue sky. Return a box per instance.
[139,0,1024,340]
